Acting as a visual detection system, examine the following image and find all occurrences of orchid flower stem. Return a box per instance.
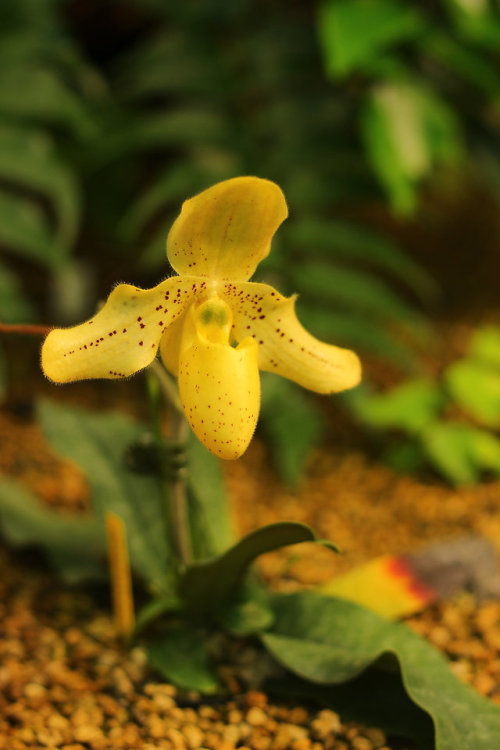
[149,360,192,567]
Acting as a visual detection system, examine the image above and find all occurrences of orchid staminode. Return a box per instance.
[42,177,361,459]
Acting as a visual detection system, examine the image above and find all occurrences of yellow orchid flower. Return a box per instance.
[42,177,361,459]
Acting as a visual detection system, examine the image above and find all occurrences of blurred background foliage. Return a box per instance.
[1,0,500,485]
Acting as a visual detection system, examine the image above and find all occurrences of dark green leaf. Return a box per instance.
[181,522,338,617]
[134,597,181,636]
[114,30,220,99]
[0,67,94,138]
[260,377,325,487]
[147,622,219,693]
[291,262,426,329]
[92,110,230,166]
[268,668,434,749]
[186,431,234,559]
[0,189,61,266]
[0,125,80,248]
[37,399,176,596]
[427,31,500,96]
[0,477,105,583]
[0,262,35,323]
[261,592,500,750]
[218,595,275,636]
[285,217,437,302]
[299,307,417,368]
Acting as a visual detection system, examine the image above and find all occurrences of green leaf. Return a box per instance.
[147,622,219,693]
[260,377,325,487]
[0,261,35,323]
[292,261,426,330]
[180,522,338,617]
[0,477,105,584]
[134,597,181,636]
[186,431,234,559]
[317,0,426,76]
[37,399,176,596]
[361,82,462,214]
[0,189,61,266]
[469,326,500,367]
[218,594,275,636]
[426,31,500,96]
[348,379,446,434]
[92,110,230,166]
[445,359,500,428]
[0,125,80,249]
[285,217,437,302]
[299,307,417,368]
[113,30,220,99]
[421,421,500,486]
[0,66,94,138]
[446,0,500,46]
[261,592,500,750]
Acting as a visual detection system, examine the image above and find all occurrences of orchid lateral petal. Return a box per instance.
[178,301,260,460]
[221,282,361,394]
[42,277,202,383]
[167,176,288,282]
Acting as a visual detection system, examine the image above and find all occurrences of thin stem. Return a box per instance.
[149,360,192,567]
[150,359,183,415]
[0,322,51,337]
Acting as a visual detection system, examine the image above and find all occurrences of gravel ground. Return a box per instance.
[0,354,500,748]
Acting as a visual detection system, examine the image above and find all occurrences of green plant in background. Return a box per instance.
[317,0,500,213]
[1,0,441,479]
[346,325,500,485]
[0,0,100,304]
[1,179,500,750]
[5,0,500,482]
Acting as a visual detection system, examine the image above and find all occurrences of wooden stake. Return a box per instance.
[105,512,135,639]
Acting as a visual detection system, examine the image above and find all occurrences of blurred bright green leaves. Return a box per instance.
[446,327,500,429]
[349,379,446,434]
[348,325,500,485]
[361,82,462,214]
[317,0,425,76]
